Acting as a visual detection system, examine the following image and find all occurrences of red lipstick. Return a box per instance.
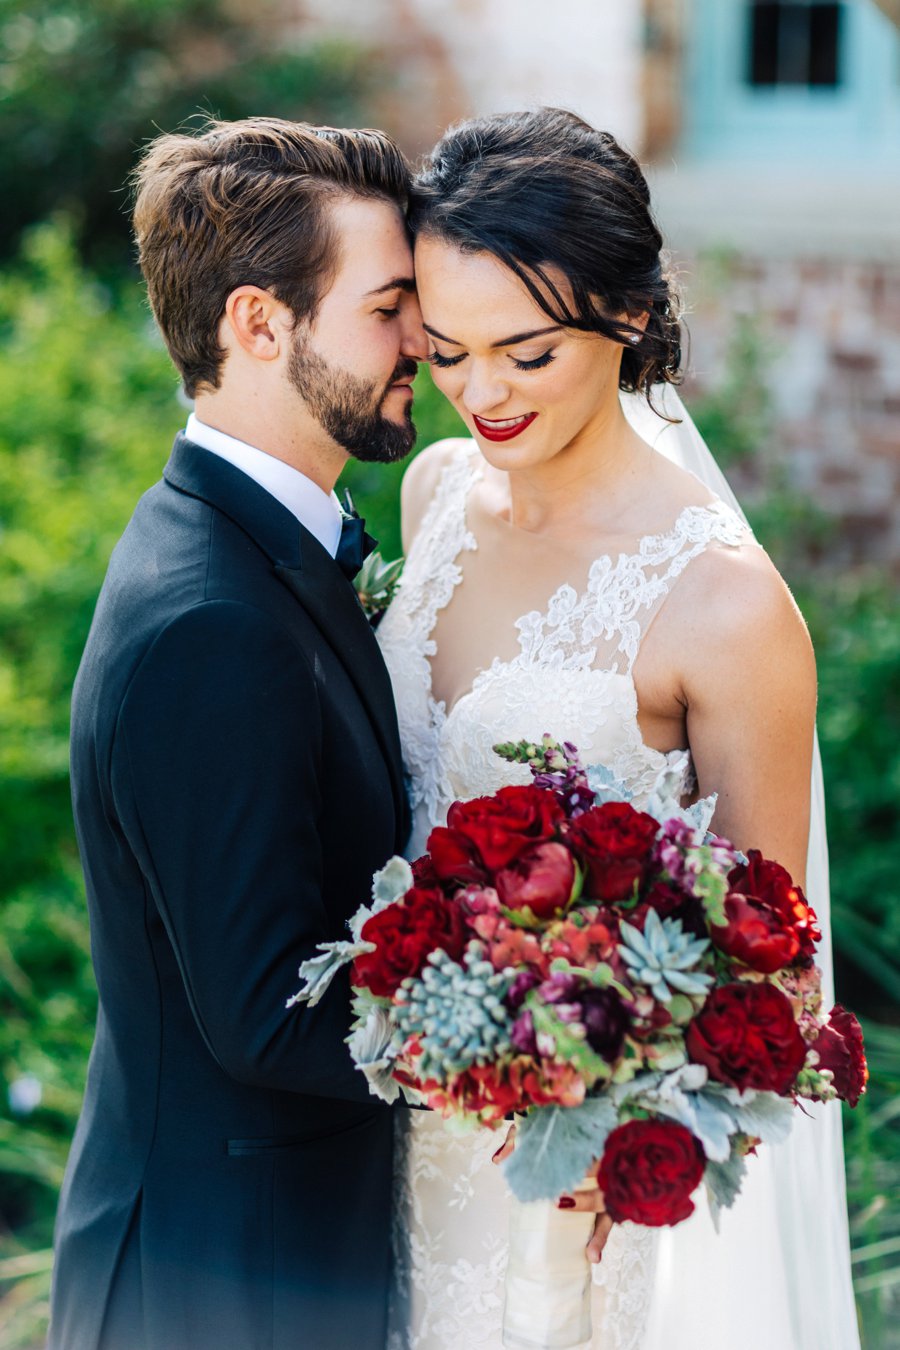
[472,412,538,442]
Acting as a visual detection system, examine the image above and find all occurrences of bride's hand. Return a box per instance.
[491,1123,516,1164]
[492,1126,614,1262]
[558,1182,615,1263]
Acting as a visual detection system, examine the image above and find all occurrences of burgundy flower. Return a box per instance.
[711,851,821,973]
[579,987,631,1062]
[686,982,807,1094]
[565,802,659,903]
[808,1005,868,1107]
[597,1120,706,1226]
[427,786,565,884]
[631,881,707,939]
[352,887,468,998]
[536,973,630,1064]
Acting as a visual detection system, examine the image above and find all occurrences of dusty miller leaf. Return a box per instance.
[502,1097,618,1203]
[705,1145,748,1230]
[287,939,371,1009]
[346,1005,400,1104]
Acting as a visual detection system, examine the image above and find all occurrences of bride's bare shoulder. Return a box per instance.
[400,438,473,552]
[661,531,816,687]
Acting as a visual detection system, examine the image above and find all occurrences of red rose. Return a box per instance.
[597,1120,705,1226]
[687,982,807,1093]
[565,802,659,903]
[712,852,821,974]
[427,786,565,883]
[809,1005,868,1107]
[351,887,468,998]
[495,842,576,922]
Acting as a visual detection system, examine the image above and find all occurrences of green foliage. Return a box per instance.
[689,311,776,469]
[0,0,375,266]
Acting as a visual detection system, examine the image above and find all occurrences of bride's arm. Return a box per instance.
[677,546,817,886]
[399,437,470,554]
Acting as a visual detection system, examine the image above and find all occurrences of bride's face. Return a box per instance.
[414,235,628,470]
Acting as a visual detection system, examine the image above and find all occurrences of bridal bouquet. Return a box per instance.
[289,738,866,1230]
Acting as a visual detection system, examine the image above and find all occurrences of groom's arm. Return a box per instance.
[111,598,375,1104]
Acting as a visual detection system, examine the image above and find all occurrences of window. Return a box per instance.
[748,1,843,87]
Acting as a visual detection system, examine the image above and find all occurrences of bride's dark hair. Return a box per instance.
[410,107,682,402]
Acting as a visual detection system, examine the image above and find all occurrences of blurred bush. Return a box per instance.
[0,0,374,267]
[0,221,897,1344]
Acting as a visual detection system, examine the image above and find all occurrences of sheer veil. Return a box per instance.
[621,386,859,1350]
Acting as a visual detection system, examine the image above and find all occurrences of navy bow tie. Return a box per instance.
[336,492,377,581]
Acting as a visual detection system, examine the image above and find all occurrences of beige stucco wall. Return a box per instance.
[296,0,644,154]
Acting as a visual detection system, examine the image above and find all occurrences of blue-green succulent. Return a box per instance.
[393,942,515,1079]
[618,909,714,1003]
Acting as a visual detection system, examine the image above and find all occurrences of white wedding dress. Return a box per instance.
[376,390,860,1350]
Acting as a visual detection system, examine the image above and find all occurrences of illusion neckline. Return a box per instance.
[424,447,737,722]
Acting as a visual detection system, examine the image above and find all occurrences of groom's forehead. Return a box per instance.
[326,194,415,298]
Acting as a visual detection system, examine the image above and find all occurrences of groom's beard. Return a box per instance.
[288,337,418,464]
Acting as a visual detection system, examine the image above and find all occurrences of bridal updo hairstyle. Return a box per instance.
[410,108,682,402]
[132,117,410,397]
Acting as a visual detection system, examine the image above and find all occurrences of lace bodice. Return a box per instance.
[377,440,750,855]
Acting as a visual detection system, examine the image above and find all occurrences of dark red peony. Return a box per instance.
[711,851,821,974]
[597,1119,706,1226]
[687,981,807,1093]
[565,802,659,903]
[809,1004,868,1107]
[631,881,707,938]
[495,841,576,921]
[351,887,468,998]
[427,785,565,884]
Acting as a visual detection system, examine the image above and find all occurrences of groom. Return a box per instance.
[50,117,425,1350]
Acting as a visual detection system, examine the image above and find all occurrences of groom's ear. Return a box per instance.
[222,286,292,364]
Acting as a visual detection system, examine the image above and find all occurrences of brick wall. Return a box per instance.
[680,254,900,569]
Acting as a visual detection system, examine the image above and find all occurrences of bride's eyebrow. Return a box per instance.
[423,323,562,348]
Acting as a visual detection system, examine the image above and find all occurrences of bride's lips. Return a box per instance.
[472,412,537,442]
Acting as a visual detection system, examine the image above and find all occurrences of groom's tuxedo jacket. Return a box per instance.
[50,436,410,1350]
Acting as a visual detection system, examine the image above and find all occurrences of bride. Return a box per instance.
[377,108,858,1350]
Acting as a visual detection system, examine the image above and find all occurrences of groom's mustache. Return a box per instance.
[385,357,419,392]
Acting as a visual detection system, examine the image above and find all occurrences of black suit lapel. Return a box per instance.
[163,435,409,843]
[273,546,408,838]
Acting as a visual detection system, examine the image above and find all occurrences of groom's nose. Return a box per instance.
[400,291,428,361]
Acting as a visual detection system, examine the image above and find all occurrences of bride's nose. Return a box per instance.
[461,361,511,418]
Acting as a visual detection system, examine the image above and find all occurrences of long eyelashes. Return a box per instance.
[512,351,555,371]
[427,350,557,372]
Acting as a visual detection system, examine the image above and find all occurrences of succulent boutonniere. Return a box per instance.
[356,550,404,626]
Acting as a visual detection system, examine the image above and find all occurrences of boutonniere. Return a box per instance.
[356,549,404,627]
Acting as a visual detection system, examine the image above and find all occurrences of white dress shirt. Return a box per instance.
[185,413,343,559]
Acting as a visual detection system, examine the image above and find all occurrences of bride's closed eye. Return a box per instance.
[428,349,466,369]
[427,349,557,371]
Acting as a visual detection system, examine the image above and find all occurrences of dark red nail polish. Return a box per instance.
[557,1196,576,1209]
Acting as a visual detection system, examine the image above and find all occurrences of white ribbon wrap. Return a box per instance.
[502,1195,594,1349]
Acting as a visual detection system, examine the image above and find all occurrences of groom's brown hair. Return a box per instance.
[132,117,410,397]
